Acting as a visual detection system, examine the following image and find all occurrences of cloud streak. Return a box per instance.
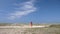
[8,0,37,20]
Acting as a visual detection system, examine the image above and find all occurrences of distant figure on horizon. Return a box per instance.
[30,21,33,27]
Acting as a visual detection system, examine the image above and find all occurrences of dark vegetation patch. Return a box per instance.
[49,24,60,28]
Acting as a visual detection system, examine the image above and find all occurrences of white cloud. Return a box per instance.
[8,0,37,20]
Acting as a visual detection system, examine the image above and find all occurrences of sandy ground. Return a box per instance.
[0,26,46,34]
[0,25,59,34]
[0,27,60,34]
[0,25,46,28]
[0,28,26,34]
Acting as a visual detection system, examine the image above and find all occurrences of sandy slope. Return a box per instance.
[0,25,49,34]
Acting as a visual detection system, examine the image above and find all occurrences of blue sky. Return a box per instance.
[0,0,60,24]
